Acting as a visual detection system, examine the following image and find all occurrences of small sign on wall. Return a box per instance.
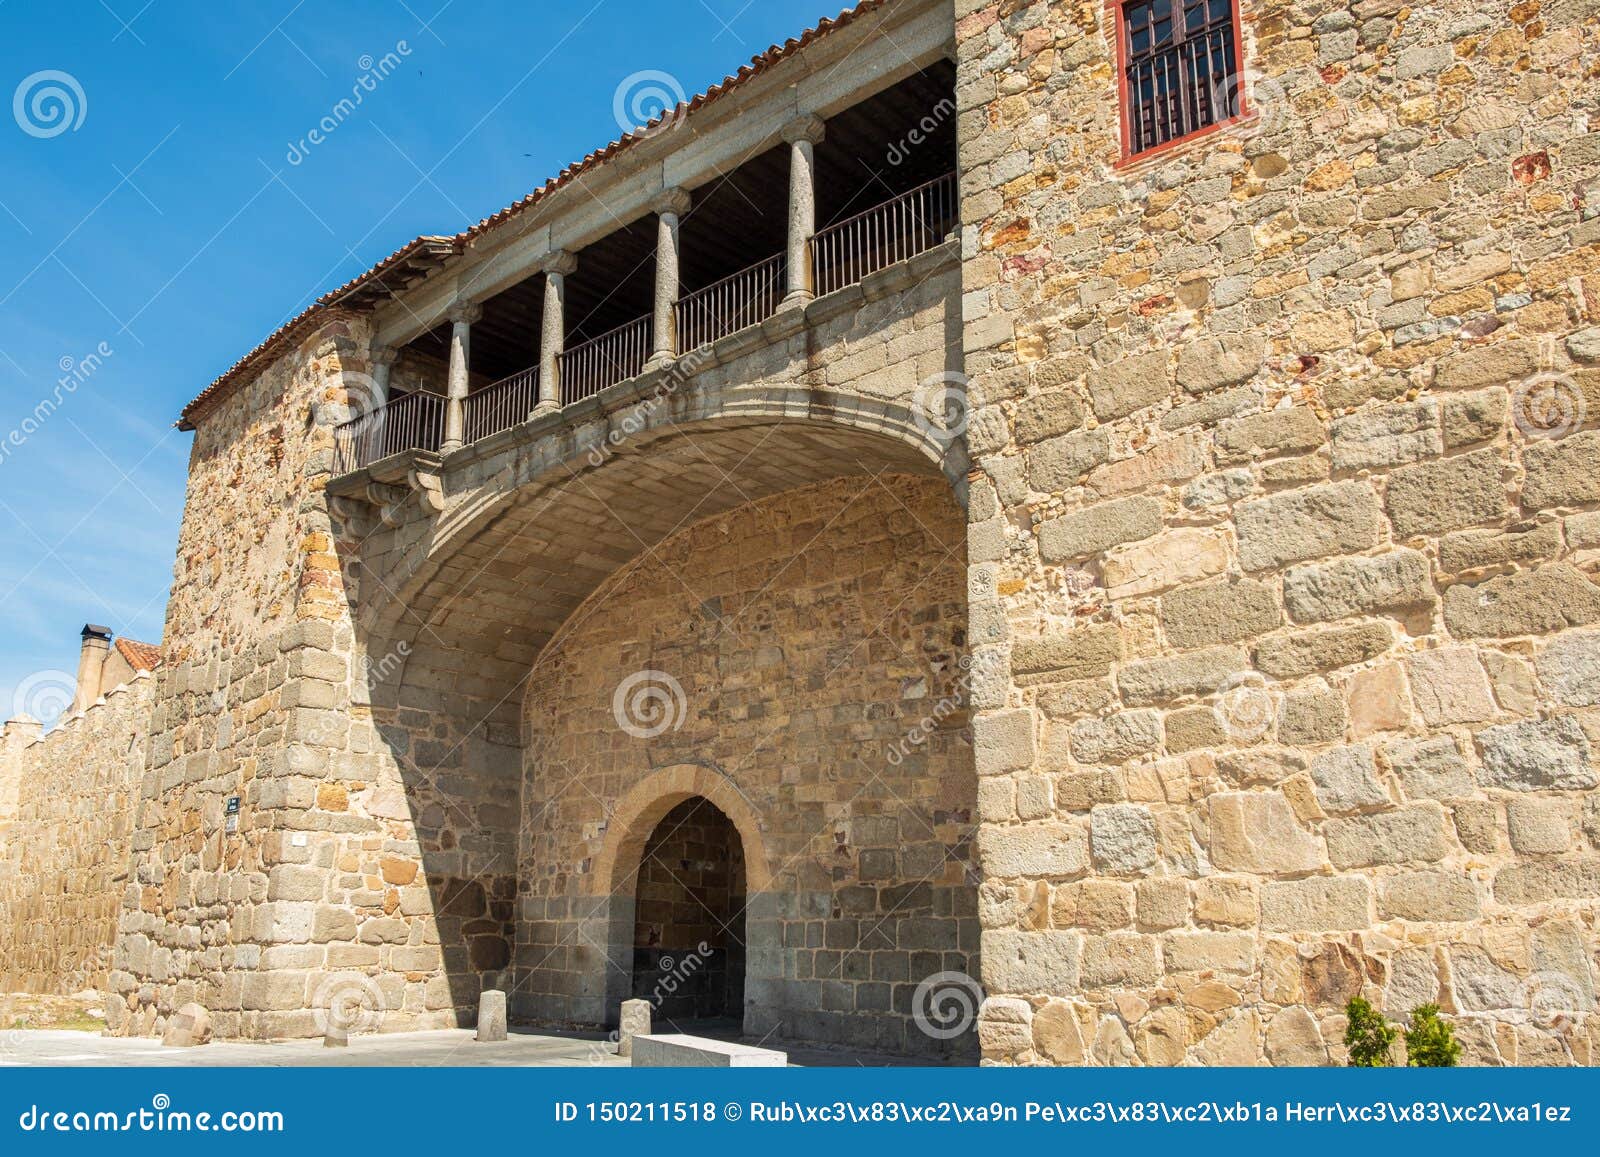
[225,795,239,834]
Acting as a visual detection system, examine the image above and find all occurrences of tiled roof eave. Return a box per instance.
[175,0,890,431]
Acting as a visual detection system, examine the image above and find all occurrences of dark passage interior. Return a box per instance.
[631,797,747,1025]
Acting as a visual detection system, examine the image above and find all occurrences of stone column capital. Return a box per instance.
[448,302,483,326]
[369,345,399,366]
[539,250,578,278]
[652,186,693,218]
[782,114,826,146]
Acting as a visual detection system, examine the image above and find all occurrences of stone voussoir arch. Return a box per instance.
[353,380,969,703]
[590,762,773,897]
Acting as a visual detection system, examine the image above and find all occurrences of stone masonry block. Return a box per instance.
[1507,797,1573,855]
[1036,497,1163,563]
[973,709,1035,776]
[1235,482,1383,571]
[1216,407,1325,464]
[1162,579,1282,649]
[1523,431,1600,510]
[1207,792,1323,875]
[1477,715,1595,791]
[1283,549,1435,624]
[1260,877,1372,932]
[1176,334,1265,394]
[1330,402,1441,471]
[1089,804,1158,875]
[1442,566,1600,638]
[1027,429,1111,493]
[1070,712,1162,765]
[1385,448,1506,538]
[1088,350,1170,420]
[1310,744,1389,814]
[1102,528,1230,599]
[1254,622,1393,678]
[1387,737,1477,802]
[1012,625,1123,683]
[1118,646,1248,707]
[1324,804,1450,868]
[1380,871,1480,922]
[1406,648,1496,725]
[1536,629,1600,707]
[978,821,1088,879]
[981,930,1082,994]
[1079,934,1161,987]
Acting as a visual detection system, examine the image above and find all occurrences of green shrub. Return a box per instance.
[1344,997,1397,1067]
[1405,1004,1461,1067]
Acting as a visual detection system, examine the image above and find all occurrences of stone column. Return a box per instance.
[440,303,481,453]
[647,187,692,369]
[368,345,397,400]
[781,115,826,310]
[536,252,578,414]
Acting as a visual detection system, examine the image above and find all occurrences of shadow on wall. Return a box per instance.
[337,274,975,1054]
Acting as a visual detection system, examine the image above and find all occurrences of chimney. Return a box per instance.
[70,624,113,715]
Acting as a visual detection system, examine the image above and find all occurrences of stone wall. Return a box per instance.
[0,676,153,993]
[515,473,978,1058]
[16,0,1599,1065]
[957,0,1600,1064]
[102,315,426,1040]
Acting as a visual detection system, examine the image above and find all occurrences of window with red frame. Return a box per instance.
[1120,0,1241,158]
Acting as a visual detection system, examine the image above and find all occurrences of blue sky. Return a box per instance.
[0,0,837,725]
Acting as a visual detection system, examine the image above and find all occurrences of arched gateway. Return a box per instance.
[334,379,980,1060]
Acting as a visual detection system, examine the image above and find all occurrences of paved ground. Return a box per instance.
[0,1027,932,1067]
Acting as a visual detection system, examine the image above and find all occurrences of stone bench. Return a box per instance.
[629,1033,787,1067]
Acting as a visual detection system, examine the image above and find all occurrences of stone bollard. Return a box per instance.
[160,1002,211,1048]
[617,999,652,1057]
[476,989,507,1042]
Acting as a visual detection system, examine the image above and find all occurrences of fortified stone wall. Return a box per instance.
[958,0,1600,1064]
[13,0,1600,1066]
[100,316,440,1039]
[517,473,977,1057]
[0,675,153,993]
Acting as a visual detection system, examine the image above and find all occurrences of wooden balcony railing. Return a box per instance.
[331,173,961,473]
[675,252,787,352]
[810,171,959,298]
[560,315,651,405]
[332,390,444,474]
[464,365,540,444]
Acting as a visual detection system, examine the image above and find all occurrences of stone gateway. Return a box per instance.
[2,0,1600,1066]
